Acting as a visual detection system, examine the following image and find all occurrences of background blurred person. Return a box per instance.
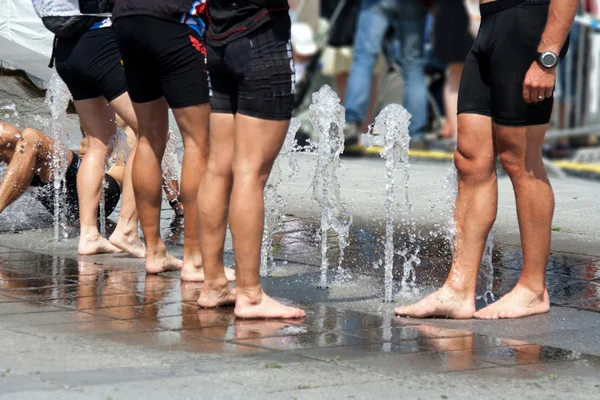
[343,0,429,149]
[291,22,318,83]
[433,0,474,141]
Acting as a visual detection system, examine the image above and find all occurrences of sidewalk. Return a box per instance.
[1,156,599,399]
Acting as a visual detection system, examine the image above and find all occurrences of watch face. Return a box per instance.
[542,53,557,67]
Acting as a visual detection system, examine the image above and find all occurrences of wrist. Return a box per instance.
[169,196,182,208]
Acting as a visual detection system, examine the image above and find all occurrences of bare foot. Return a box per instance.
[474,284,549,320]
[181,265,236,282]
[235,291,306,319]
[145,252,183,274]
[109,230,145,258]
[393,286,475,319]
[197,284,236,308]
[78,235,123,255]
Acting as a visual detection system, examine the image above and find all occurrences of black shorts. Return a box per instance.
[457,0,569,126]
[113,15,209,109]
[33,153,121,220]
[207,20,295,121]
[54,28,127,102]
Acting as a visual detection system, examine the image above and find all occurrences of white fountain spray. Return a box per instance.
[444,163,495,303]
[260,119,301,277]
[45,71,71,241]
[362,104,411,302]
[309,85,352,288]
[161,130,179,198]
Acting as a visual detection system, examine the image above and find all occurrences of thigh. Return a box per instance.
[234,114,289,175]
[113,17,162,104]
[234,21,295,121]
[207,42,238,115]
[155,22,210,109]
[74,97,116,146]
[353,0,390,58]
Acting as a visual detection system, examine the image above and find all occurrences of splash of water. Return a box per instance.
[309,85,352,288]
[45,71,71,241]
[260,119,301,277]
[477,233,495,302]
[362,104,411,302]
[161,129,179,198]
[444,163,495,303]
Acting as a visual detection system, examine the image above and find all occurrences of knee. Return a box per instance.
[499,151,527,180]
[454,149,495,182]
[232,159,271,187]
[205,157,233,182]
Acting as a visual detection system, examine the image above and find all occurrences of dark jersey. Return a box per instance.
[112,0,193,21]
[206,0,289,46]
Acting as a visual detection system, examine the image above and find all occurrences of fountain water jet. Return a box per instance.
[362,104,411,302]
[309,85,352,289]
[260,119,301,277]
[45,71,71,241]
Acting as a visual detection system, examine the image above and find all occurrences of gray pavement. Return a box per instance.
[1,154,600,399]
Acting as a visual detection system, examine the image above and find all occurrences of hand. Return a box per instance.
[523,61,556,104]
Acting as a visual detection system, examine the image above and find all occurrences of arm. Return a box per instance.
[523,0,579,104]
[162,178,184,217]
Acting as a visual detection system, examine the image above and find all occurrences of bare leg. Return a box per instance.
[442,63,464,139]
[0,127,55,213]
[197,113,237,306]
[131,97,181,273]
[75,97,122,255]
[172,104,234,282]
[228,115,304,319]
[474,123,552,319]
[106,93,145,257]
[395,114,497,318]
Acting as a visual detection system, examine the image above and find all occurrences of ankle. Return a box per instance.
[515,280,547,296]
[442,277,475,299]
[203,276,229,291]
[237,286,264,304]
[80,227,100,240]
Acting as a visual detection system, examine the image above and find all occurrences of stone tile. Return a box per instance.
[102,330,267,356]
[221,362,386,393]
[232,332,379,351]
[337,350,497,375]
[288,341,425,362]
[0,375,60,395]
[0,299,64,315]
[10,319,157,338]
[547,260,600,281]
[0,310,113,328]
[462,344,584,367]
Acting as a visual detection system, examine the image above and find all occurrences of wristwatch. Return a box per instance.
[537,51,559,68]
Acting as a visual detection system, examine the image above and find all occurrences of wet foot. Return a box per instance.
[394,286,475,319]
[181,264,236,282]
[474,284,549,320]
[109,231,145,258]
[235,292,306,319]
[78,235,123,255]
[197,284,236,308]
[145,252,183,274]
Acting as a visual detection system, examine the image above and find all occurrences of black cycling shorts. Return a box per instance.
[207,20,295,121]
[33,153,121,221]
[113,15,209,109]
[54,28,127,102]
[457,0,569,126]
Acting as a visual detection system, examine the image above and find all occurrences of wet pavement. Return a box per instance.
[1,233,600,399]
